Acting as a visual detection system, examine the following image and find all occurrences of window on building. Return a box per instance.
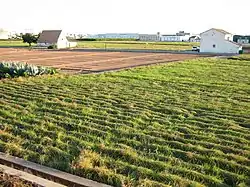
[213,44,216,48]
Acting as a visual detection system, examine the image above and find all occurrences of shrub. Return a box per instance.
[0,61,57,79]
[48,44,57,49]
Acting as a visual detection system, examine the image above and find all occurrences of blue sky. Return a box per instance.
[1,0,249,34]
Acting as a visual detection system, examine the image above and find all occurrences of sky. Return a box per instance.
[1,0,250,35]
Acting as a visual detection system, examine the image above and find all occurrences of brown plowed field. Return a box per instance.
[0,48,203,73]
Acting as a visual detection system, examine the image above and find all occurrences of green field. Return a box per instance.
[0,40,197,50]
[0,57,250,187]
[0,40,30,47]
[76,41,197,50]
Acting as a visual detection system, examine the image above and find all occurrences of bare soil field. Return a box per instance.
[0,48,203,73]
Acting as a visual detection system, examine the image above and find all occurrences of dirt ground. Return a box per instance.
[0,48,203,73]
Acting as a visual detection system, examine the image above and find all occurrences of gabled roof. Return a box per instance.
[189,36,196,39]
[213,28,231,34]
[37,30,62,43]
[201,28,232,35]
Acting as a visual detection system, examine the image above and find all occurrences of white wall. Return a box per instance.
[0,31,9,39]
[200,29,240,53]
[90,33,139,39]
[161,35,190,42]
[57,32,69,49]
[139,34,159,41]
[68,42,77,48]
[225,34,233,41]
[161,36,181,42]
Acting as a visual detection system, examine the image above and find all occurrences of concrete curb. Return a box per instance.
[0,164,66,187]
[0,152,112,187]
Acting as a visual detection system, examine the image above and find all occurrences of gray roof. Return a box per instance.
[37,30,62,43]
[201,28,232,35]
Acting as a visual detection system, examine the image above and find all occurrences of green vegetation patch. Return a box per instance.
[228,54,250,61]
[76,41,198,51]
[0,58,249,186]
[0,40,30,47]
[0,61,57,79]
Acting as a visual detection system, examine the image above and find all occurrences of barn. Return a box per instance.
[200,28,242,54]
[37,30,77,49]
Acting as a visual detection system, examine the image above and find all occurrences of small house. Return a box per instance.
[189,35,201,42]
[37,30,77,49]
[200,28,242,54]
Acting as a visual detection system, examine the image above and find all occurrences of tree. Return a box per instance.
[22,33,39,47]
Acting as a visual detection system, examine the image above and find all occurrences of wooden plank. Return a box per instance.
[0,152,112,187]
[0,164,66,187]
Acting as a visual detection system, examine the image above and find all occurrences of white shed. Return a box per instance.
[37,30,77,49]
[189,35,201,42]
[200,28,242,54]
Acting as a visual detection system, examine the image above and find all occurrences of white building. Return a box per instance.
[189,35,201,42]
[236,36,250,44]
[161,35,180,42]
[237,38,249,44]
[90,33,139,40]
[139,34,160,41]
[37,30,77,49]
[160,31,190,42]
[0,29,9,39]
[161,35,190,42]
[200,28,242,54]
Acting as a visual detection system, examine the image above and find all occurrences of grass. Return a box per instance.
[228,54,250,61]
[0,40,30,47]
[0,40,198,50]
[0,57,250,186]
[76,41,198,50]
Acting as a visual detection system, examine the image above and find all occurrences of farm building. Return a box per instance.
[37,30,77,49]
[233,35,250,44]
[176,31,190,36]
[200,28,242,54]
[160,31,190,42]
[161,35,181,42]
[160,35,190,42]
[0,29,9,39]
[139,34,160,41]
[189,35,201,42]
[90,33,139,40]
